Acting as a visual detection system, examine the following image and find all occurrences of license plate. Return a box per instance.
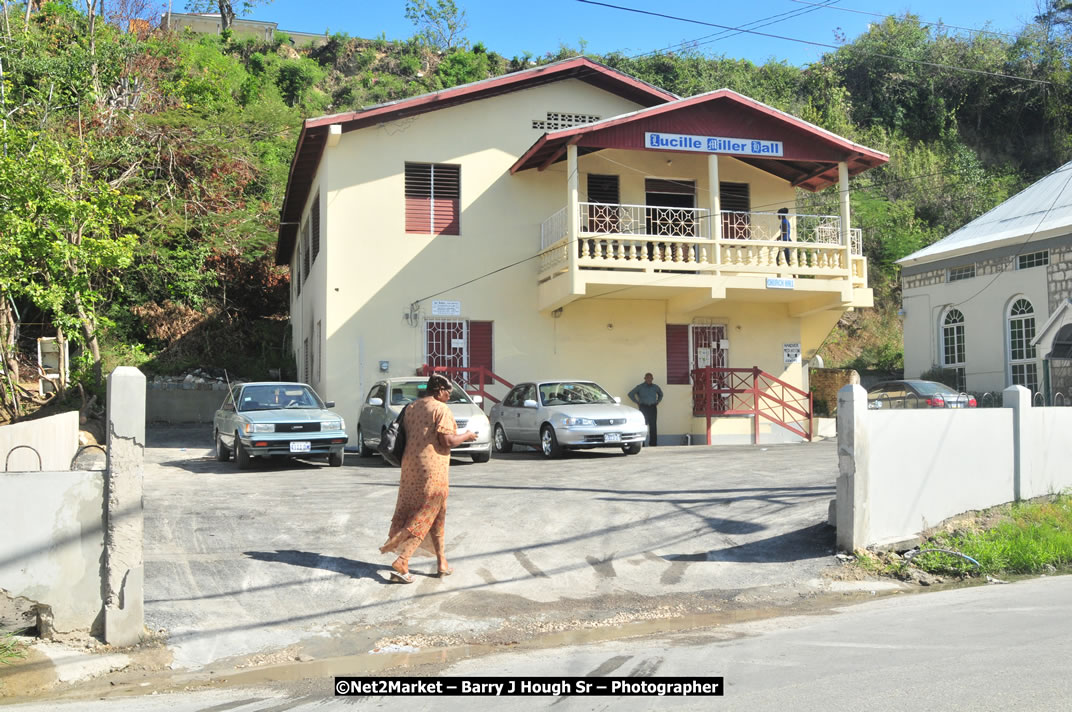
[290,441,311,453]
[605,433,621,442]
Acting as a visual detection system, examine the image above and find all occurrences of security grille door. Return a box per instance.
[426,320,468,372]
[692,324,728,413]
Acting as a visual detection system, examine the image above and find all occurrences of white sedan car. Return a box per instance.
[490,380,647,458]
[356,377,492,463]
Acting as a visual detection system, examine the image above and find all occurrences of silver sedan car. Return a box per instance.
[213,382,348,469]
[356,377,492,463]
[490,380,647,458]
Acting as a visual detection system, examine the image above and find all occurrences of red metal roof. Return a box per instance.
[511,88,889,191]
[275,57,677,264]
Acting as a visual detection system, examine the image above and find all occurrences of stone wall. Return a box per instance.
[145,370,246,424]
[1047,243,1072,314]
[809,368,859,417]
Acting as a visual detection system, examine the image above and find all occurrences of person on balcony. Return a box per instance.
[628,372,663,447]
[777,207,792,267]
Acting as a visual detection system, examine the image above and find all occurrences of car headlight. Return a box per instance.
[564,417,596,427]
[322,418,344,431]
[244,423,274,433]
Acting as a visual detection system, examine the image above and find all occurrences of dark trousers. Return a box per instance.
[639,404,658,446]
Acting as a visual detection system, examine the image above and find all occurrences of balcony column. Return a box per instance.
[708,153,721,269]
[838,161,851,275]
[567,143,580,293]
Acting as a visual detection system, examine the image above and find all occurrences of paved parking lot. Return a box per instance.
[144,426,846,670]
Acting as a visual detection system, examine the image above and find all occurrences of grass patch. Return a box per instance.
[0,632,26,666]
[865,493,1072,580]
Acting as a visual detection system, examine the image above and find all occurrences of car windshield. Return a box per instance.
[539,382,615,405]
[238,385,323,411]
[910,382,959,396]
[390,381,472,406]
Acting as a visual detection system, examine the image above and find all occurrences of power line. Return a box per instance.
[788,0,1019,41]
[576,0,1050,85]
[951,163,1072,309]
[629,0,842,60]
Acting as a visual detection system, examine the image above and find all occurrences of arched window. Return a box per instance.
[941,308,966,391]
[1008,298,1038,394]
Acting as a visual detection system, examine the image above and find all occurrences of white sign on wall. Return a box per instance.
[784,343,802,364]
[450,338,465,349]
[645,132,784,157]
[431,300,461,316]
[766,277,795,290]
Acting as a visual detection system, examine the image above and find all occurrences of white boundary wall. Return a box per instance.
[836,384,1072,550]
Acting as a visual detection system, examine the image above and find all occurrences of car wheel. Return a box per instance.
[471,451,490,463]
[356,427,373,457]
[214,430,230,461]
[622,442,642,455]
[493,424,513,453]
[328,450,344,467]
[235,433,252,470]
[540,425,562,459]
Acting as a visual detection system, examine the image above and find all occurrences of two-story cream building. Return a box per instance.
[275,57,887,445]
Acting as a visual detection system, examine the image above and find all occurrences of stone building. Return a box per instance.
[899,160,1072,402]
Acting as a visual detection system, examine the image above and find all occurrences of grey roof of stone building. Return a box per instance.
[898,160,1072,267]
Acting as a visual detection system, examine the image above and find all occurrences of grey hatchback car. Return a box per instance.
[490,380,647,458]
[213,382,348,469]
[356,377,492,463]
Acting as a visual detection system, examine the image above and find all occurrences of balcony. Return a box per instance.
[537,203,869,313]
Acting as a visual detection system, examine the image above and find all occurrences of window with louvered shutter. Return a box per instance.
[666,324,690,385]
[302,220,311,280]
[720,182,750,239]
[405,163,460,235]
[311,191,321,260]
[586,174,620,234]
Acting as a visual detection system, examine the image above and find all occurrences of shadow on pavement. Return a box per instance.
[666,522,835,563]
[243,549,395,585]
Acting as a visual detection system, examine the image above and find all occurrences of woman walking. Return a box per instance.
[380,374,477,583]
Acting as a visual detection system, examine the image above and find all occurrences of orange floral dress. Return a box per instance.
[380,396,457,558]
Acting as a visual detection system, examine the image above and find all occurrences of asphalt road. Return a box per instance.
[140,425,858,672]
[14,574,1072,711]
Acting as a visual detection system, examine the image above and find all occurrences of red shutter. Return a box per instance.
[469,321,493,373]
[666,324,690,385]
[406,163,459,235]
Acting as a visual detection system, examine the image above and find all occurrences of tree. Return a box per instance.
[405,0,467,51]
[184,0,273,33]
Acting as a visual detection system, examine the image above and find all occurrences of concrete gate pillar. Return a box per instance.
[104,367,146,646]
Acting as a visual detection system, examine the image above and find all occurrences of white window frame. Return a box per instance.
[1007,297,1038,394]
[1016,250,1048,270]
[947,265,975,282]
[940,308,966,392]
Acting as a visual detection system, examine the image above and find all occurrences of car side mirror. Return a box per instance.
[523,399,539,409]
[369,397,383,406]
[323,401,335,408]
[614,396,621,403]
[471,395,483,405]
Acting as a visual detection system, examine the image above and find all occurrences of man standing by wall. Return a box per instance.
[628,372,663,446]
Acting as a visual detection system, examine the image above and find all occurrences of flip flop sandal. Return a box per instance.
[389,570,415,584]
[437,566,454,577]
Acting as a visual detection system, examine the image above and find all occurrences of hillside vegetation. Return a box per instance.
[1,0,1071,421]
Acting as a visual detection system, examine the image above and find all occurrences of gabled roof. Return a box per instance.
[275,57,677,264]
[510,88,889,191]
[899,160,1072,267]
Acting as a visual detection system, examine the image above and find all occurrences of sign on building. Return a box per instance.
[784,343,802,364]
[645,132,783,157]
[431,300,461,316]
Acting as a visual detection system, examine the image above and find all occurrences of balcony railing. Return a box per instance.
[537,203,864,282]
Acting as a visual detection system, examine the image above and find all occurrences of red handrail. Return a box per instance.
[419,365,515,410]
[691,367,813,444]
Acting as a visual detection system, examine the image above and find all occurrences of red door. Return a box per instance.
[692,324,727,414]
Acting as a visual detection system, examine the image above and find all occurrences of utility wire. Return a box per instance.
[950,163,1072,309]
[576,0,1050,85]
[629,0,841,60]
[788,0,1019,40]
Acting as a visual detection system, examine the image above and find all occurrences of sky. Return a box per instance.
[220,0,1046,67]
